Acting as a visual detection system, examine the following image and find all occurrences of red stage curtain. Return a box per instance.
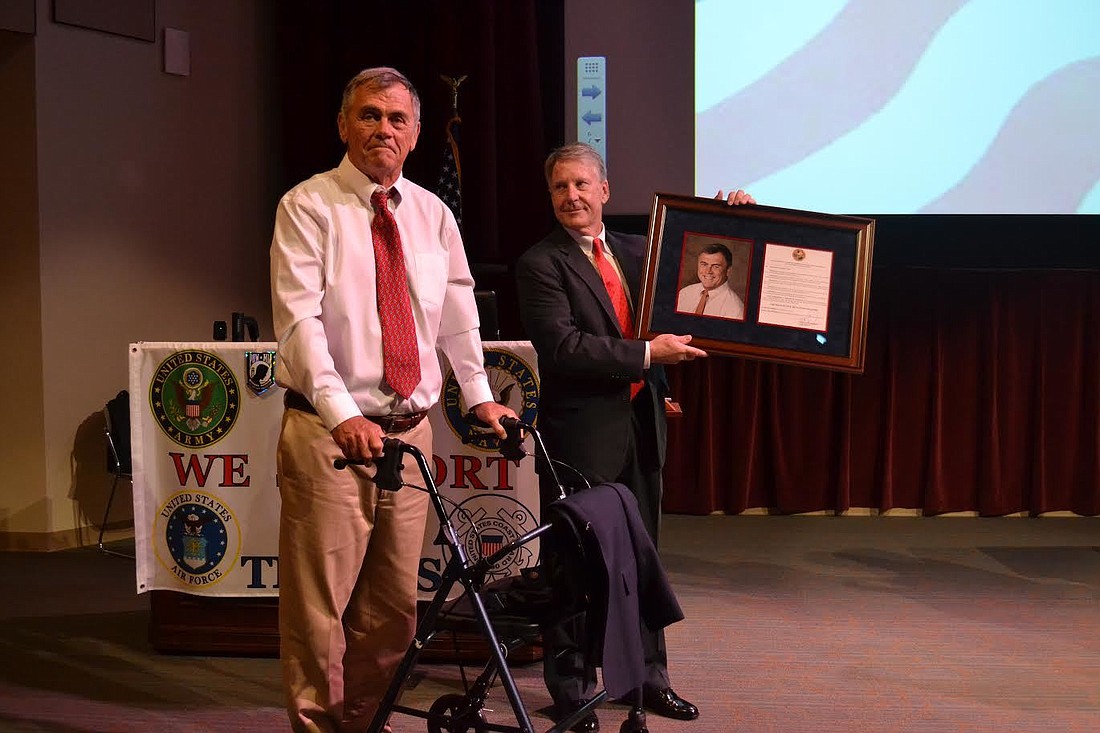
[663,268,1100,516]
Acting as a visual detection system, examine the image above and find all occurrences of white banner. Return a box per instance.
[417,341,542,600]
[130,342,284,596]
[130,341,541,601]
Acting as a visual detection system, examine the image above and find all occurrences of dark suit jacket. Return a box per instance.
[515,226,668,484]
[545,482,683,699]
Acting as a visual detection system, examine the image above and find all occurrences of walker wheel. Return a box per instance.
[426,693,488,733]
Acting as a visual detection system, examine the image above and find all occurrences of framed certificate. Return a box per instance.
[637,193,875,372]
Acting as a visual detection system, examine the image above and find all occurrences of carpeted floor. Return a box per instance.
[1,515,1098,732]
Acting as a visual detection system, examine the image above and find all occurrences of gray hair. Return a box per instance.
[544,142,606,185]
[340,67,421,121]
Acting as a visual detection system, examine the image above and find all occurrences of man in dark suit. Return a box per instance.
[515,143,753,731]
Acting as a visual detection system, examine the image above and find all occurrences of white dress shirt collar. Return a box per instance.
[564,225,609,260]
[336,155,406,209]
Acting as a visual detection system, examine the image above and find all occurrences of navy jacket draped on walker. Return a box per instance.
[546,482,684,698]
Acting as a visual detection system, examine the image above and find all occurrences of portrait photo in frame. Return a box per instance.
[673,234,753,322]
[637,193,875,372]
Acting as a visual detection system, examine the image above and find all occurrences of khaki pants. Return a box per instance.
[276,407,431,733]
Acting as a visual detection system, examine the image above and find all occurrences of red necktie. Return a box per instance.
[371,188,421,400]
[592,238,643,400]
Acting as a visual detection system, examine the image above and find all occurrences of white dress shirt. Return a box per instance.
[676,280,745,319]
[270,155,493,429]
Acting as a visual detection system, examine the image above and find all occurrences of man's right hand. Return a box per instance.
[649,333,708,364]
[331,415,386,461]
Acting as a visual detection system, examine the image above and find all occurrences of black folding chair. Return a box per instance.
[98,389,134,559]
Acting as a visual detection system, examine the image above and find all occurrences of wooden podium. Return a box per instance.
[148,592,540,664]
[149,591,279,656]
[134,341,543,663]
[140,346,678,661]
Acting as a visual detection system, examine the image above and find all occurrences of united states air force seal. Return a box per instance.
[150,350,240,447]
[154,491,241,588]
[441,348,539,452]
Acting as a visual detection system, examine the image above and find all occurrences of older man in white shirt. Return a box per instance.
[269,67,513,733]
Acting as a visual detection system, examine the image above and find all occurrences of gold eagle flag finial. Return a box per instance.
[441,74,467,117]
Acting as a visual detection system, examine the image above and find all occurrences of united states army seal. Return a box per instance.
[150,350,240,447]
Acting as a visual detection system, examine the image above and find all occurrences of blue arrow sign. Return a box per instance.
[577,56,607,167]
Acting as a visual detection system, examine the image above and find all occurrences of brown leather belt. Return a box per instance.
[284,390,428,433]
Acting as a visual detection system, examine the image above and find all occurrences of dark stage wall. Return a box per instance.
[272,2,1100,516]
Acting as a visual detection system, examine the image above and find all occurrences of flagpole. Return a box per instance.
[436,75,467,233]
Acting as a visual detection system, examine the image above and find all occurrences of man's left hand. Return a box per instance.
[470,401,517,439]
[715,189,756,206]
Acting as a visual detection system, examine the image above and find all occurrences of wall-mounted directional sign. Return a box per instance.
[577,56,606,168]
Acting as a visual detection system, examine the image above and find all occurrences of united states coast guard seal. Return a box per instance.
[452,494,538,582]
[150,350,240,447]
[442,348,539,451]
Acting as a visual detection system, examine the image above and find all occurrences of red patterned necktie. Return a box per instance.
[371,188,421,400]
[592,238,643,400]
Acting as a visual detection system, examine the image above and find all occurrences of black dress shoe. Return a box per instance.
[642,686,699,721]
[570,712,599,732]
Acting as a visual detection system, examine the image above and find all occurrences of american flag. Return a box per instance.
[435,115,463,232]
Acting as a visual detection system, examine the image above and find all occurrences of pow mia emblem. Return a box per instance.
[150,350,240,447]
[442,348,539,452]
[154,491,241,589]
[245,350,277,395]
[451,494,539,582]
